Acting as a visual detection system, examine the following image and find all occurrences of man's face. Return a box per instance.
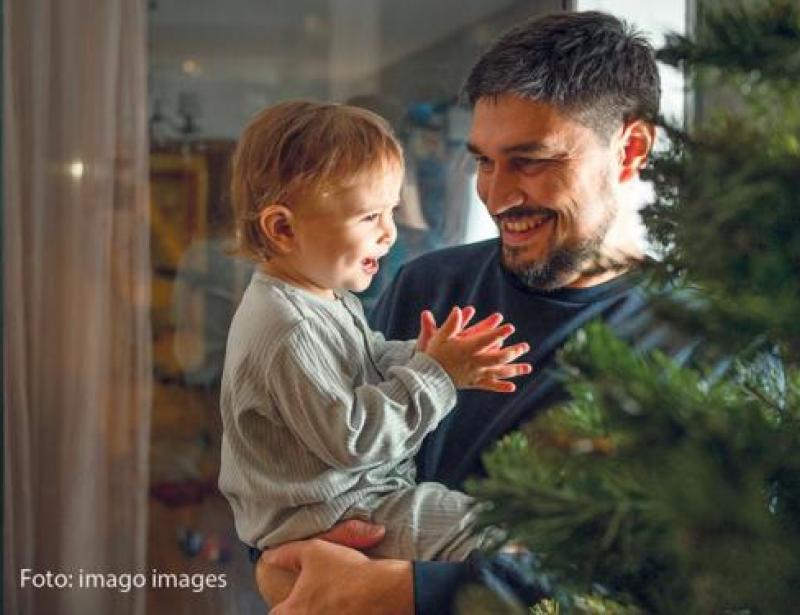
[468,94,623,290]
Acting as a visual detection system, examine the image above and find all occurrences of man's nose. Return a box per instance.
[482,168,524,216]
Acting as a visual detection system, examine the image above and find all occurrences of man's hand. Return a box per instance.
[256,538,413,615]
[316,518,387,548]
[256,520,390,609]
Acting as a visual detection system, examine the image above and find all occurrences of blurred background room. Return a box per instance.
[4,1,685,613]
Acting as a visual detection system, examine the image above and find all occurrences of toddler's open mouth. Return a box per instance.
[361,257,379,275]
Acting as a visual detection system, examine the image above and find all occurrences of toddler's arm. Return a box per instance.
[368,336,417,375]
[267,317,457,470]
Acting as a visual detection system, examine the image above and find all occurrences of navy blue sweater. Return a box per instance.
[369,239,681,614]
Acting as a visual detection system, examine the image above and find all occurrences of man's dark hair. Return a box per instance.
[461,11,660,138]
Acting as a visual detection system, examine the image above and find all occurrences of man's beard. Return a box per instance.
[502,234,605,291]
[500,198,617,291]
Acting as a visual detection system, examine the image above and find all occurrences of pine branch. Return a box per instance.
[466,2,800,612]
[469,324,800,613]
[657,0,800,83]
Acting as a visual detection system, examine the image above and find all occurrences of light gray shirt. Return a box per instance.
[218,271,456,549]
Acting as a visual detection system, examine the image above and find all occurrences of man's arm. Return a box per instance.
[256,538,549,615]
[257,540,414,615]
[255,519,388,606]
[255,519,474,615]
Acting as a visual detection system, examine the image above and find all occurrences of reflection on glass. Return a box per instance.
[147,1,553,611]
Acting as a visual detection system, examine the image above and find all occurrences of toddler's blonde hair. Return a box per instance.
[230,100,403,261]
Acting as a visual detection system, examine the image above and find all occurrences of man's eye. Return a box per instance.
[515,158,542,169]
[474,156,493,169]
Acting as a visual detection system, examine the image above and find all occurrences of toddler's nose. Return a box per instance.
[380,214,397,247]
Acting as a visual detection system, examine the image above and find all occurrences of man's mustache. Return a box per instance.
[493,206,557,222]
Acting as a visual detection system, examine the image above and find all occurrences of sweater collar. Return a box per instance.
[493,243,645,304]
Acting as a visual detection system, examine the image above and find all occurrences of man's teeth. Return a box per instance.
[503,216,551,233]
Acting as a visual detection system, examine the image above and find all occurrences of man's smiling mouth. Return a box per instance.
[499,211,556,246]
[503,216,552,233]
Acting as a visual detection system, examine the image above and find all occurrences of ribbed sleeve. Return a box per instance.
[269,319,455,470]
[218,272,457,549]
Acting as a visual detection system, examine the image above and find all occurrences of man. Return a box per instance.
[256,10,664,614]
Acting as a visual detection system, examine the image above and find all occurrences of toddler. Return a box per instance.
[218,100,531,561]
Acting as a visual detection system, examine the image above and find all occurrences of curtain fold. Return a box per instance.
[4,1,151,613]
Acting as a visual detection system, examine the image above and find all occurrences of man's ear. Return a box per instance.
[617,120,656,183]
[258,204,295,255]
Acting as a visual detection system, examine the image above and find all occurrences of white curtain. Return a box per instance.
[4,1,151,614]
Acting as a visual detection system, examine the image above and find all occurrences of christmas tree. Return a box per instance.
[466,1,800,613]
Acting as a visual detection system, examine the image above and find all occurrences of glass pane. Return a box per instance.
[146,1,561,611]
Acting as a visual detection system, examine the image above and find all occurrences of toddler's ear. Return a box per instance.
[258,204,295,254]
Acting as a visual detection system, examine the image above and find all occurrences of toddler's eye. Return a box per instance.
[362,213,380,222]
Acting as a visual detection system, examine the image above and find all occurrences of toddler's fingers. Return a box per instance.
[472,378,517,394]
[479,362,533,380]
[460,312,503,339]
[421,309,437,328]
[476,342,531,366]
[417,310,437,350]
[467,323,516,352]
[461,306,476,327]
[439,306,463,338]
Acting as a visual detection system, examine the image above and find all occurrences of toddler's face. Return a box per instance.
[288,166,402,298]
